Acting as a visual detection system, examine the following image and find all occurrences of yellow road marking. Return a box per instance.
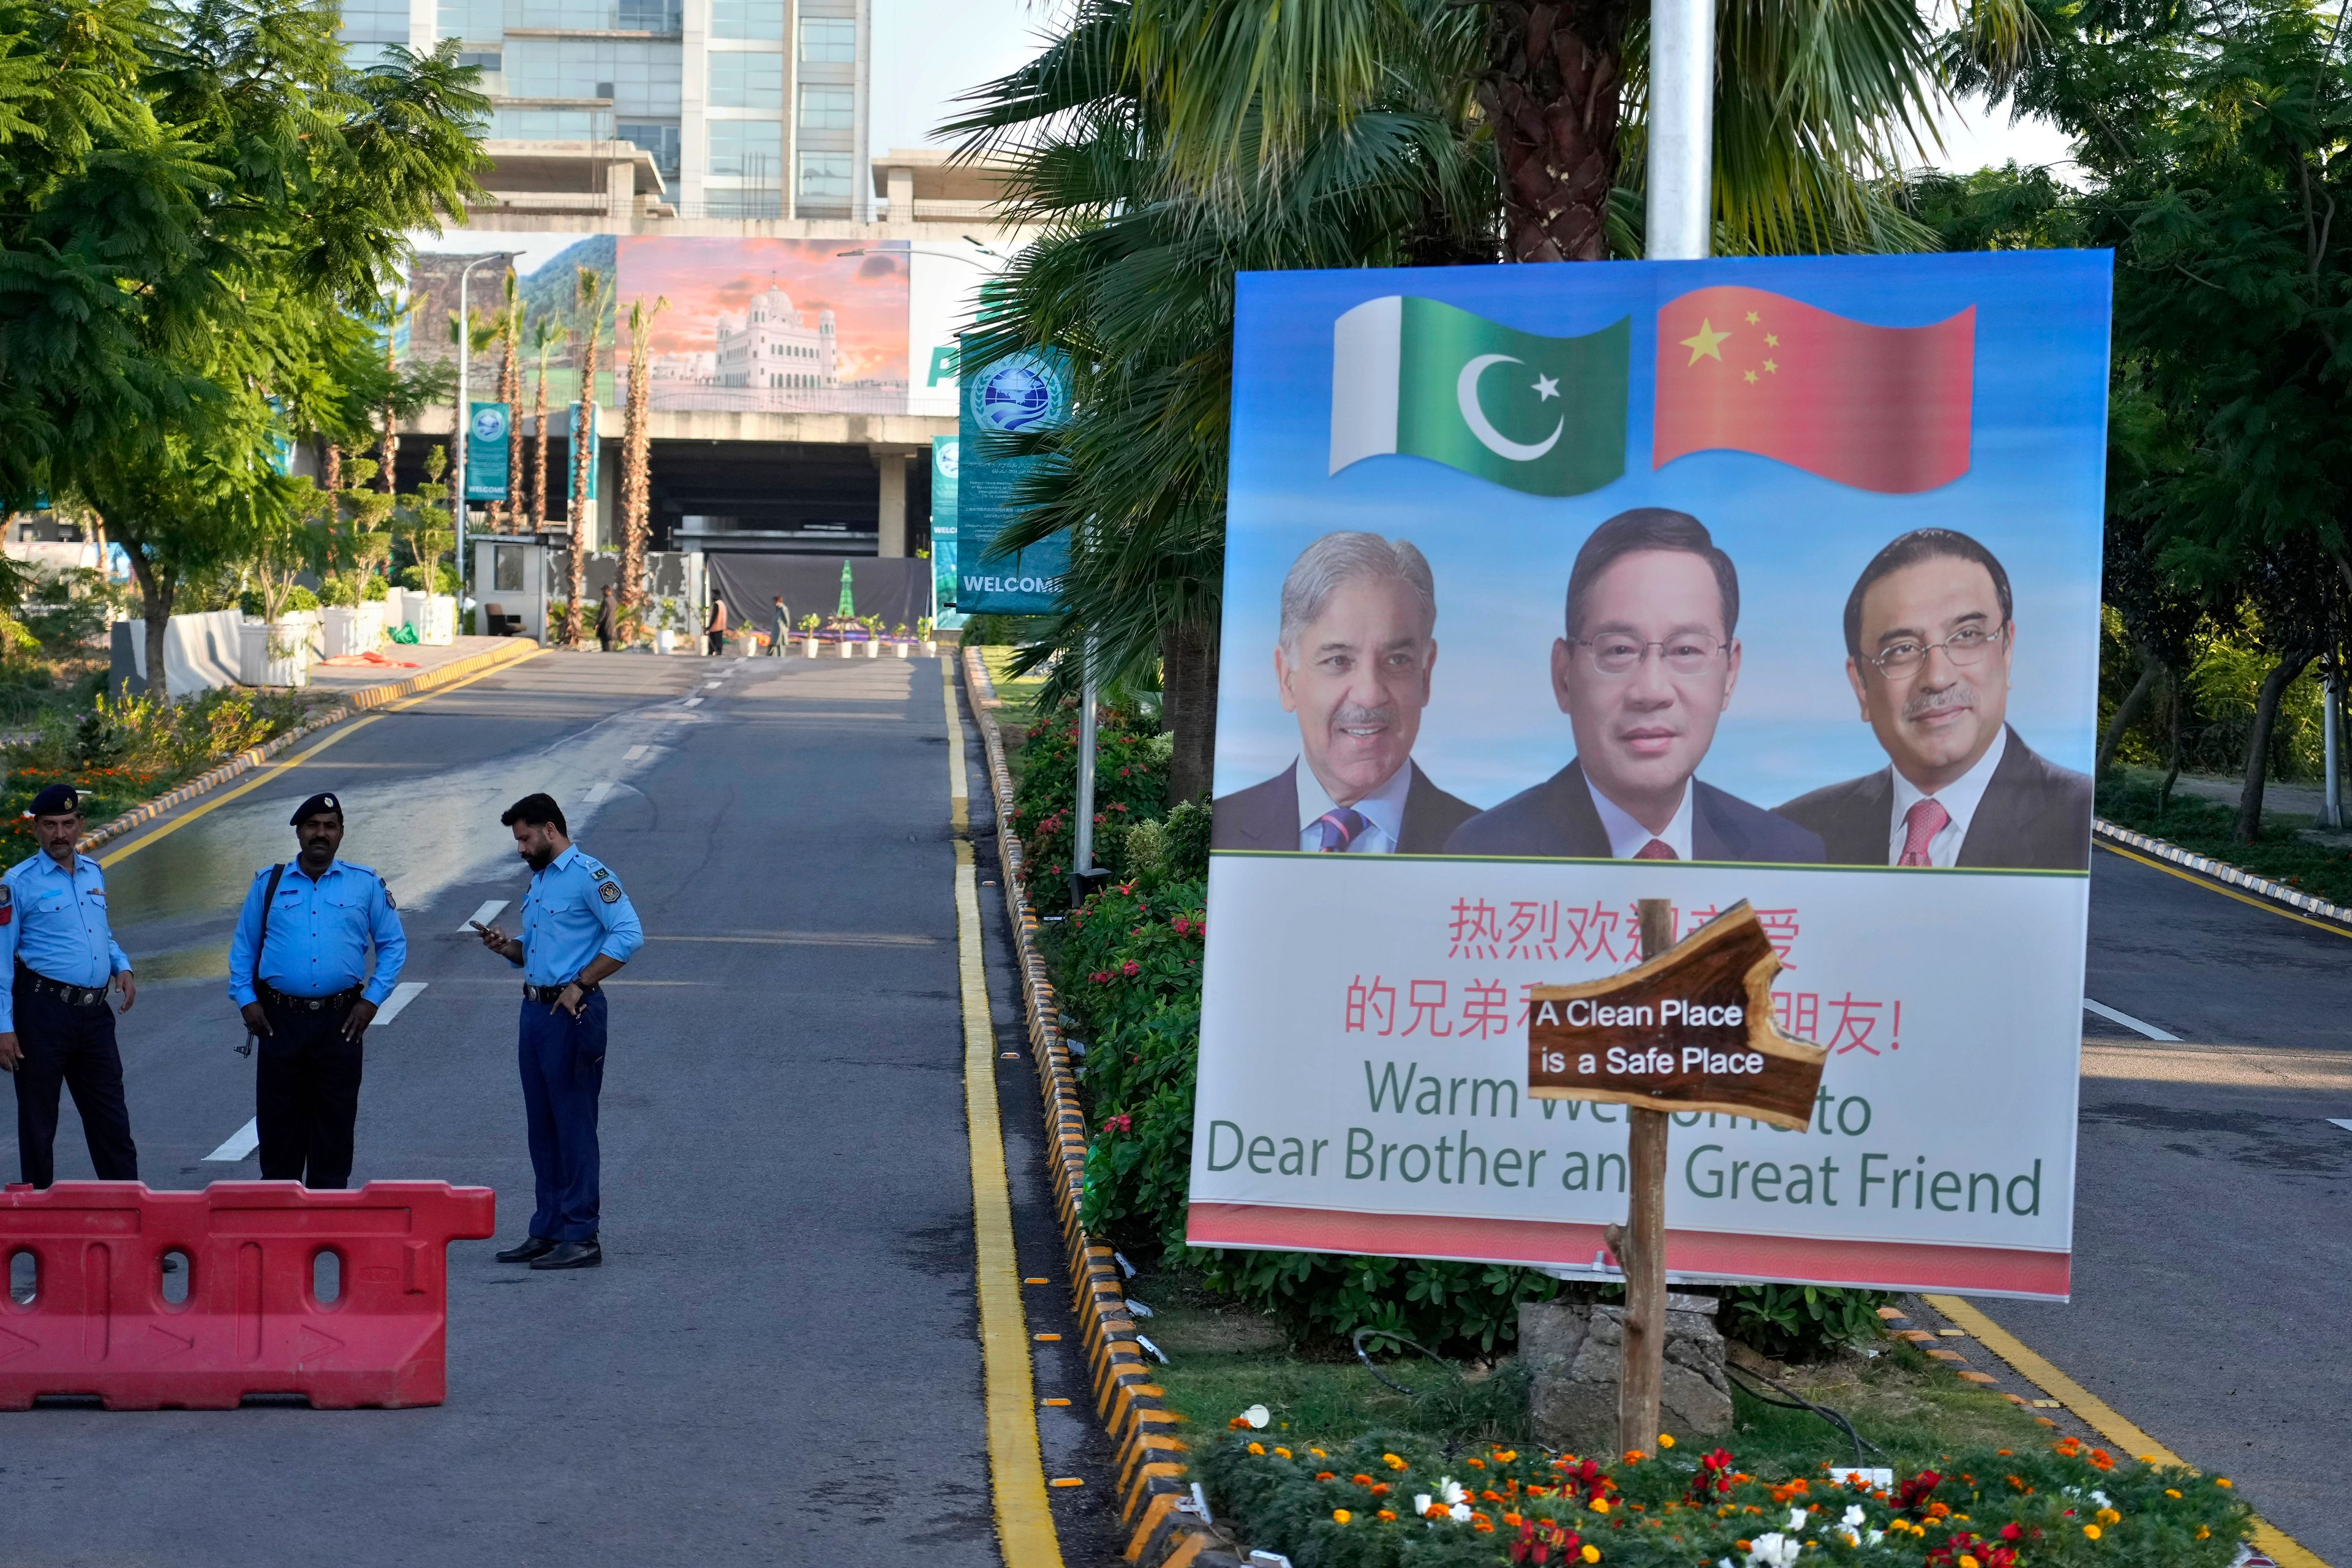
[946,664,1063,1568]
[1928,1295,2330,1567]
[2097,841,2352,940]
[99,651,541,869]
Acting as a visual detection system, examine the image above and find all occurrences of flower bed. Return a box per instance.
[1200,1430,2248,1568]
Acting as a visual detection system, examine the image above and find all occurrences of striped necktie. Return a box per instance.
[1317,807,1371,852]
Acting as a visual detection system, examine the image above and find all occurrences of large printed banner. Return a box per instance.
[957,349,1071,614]
[1193,252,2113,1300]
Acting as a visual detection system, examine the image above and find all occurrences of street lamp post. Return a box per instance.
[453,254,499,614]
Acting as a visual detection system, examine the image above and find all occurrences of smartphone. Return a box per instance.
[469,920,493,935]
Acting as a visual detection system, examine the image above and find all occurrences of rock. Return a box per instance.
[1520,1294,1733,1452]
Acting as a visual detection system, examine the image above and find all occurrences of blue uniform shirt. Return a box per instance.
[227,859,408,1008]
[0,851,134,1030]
[518,845,643,987]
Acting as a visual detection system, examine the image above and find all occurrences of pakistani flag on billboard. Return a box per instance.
[1329,296,1629,496]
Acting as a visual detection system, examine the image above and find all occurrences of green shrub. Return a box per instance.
[1720,1283,1892,1362]
[317,577,360,608]
[1008,701,1169,910]
[1200,1430,2250,1568]
[399,563,461,595]
[285,585,320,612]
[361,576,388,602]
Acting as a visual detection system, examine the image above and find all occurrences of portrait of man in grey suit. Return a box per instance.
[1778,527,2093,870]
[1212,532,1479,854]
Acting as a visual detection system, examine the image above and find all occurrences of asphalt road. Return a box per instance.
[0,649,1121,1568]
[2020,845,2352,1566]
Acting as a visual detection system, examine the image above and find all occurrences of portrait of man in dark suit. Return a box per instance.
[1446,508,1823,863]
[1777,527,2092,870]
[1212,532,1479,854]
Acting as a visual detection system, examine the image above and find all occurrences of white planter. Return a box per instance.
[358,600,385,649]
[655,628,677,655]
[862,639,880,658]
[322,605,367,658]
[921,640,938,657]
[837,640,856,658]
[239,620,309,687]
[891,641,910,659]
[406,593,456,646]
[802,637,820,657]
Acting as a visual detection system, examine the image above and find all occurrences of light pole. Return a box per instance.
[453,254,499,613]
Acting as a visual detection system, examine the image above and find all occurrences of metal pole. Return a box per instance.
[2325,669,2343,829]
[1646,0,1716,262]
[1071,639,1099,907]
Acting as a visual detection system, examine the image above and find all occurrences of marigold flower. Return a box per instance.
[1658,1434,1675,1449]
[2197,1526,2212,1540]
[2095,1507,2120,1525]
[1589,1498,1610,1513]
[2082,1525,2101,1540]
[1332,1509,1351,1525]
[1351,1474,1374,1486]
[2086,1449,2115,1471]
[1383,1453,1408,1471]
[1467,1458,1487,1469]
[1376,1509,1395,1521]
[1624,1450,1646,1464]
[2215,1479,2233,1488]
[1246,1442,1264,1455]
[1504,1512,1523,1527]
[1581,1548,1600,1564]
[1370,1483,1390,1496]
[1273,1447,1292,1459]
[2164,1489,2182,1499]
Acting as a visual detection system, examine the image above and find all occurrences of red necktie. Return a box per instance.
[1634,839,1678,860]
[1899,798,1950,866]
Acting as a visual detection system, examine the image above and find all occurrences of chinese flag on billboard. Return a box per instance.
[1652,285,1974,493]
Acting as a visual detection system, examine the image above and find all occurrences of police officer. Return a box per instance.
[0,784,139,1188]
[473,792,642,1270]
[227,792,407,1188]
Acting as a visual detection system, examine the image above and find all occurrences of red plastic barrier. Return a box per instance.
[0,1180,495,1411]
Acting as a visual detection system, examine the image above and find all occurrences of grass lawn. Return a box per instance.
[1135,1262,2059,1476]
[978,647,1050,785]
[2098,766,2352,904]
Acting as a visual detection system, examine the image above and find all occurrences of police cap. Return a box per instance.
[290,792,344,826]
[24,784,78,818]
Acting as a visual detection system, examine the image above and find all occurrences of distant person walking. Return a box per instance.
[705,596,729,657]
[0,785,139,1188]
[227,793,407,1188]
[595,587,617,653]
[769,595,790,656]
[472,793,643,1270]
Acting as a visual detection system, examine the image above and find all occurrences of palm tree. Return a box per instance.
[564,266,609,648]
[617,295,668,628]
[526,312,568,534]
[495,274,523,532]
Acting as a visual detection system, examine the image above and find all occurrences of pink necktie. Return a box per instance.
[1899,798,1950,866]
[1634,839,1678,860]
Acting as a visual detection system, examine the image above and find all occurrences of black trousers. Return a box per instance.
[10,983,138,1188]
[257,997,364,1188]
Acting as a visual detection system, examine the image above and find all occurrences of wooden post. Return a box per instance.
[1604,897,1676,1457]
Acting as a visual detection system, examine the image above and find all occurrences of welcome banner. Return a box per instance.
[1197,252,2113,1299]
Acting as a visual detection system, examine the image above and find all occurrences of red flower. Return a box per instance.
[1120,960,1140,978]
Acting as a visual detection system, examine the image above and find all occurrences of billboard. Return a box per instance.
[932,435,960,610]
[957,349,1071,614]
[1190,252,2111,1300]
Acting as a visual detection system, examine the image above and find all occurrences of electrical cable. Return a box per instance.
[1724,1360,1887,1472]
[1351,1327,1463,1396]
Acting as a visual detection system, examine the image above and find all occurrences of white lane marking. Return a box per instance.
[624,745,650,761]
[205,1118,260,1163]
[682,696,702,708]
[2083,998,2180,1041]
[459,899,508,933]
[2328,1118,2352,1133]
[372,981,428,1026]
[584,780,614,804]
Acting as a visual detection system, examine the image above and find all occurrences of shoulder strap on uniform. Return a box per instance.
[257,863,285,960]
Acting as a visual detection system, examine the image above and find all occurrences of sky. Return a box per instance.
[869,0,2081,179]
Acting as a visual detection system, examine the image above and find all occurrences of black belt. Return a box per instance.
[14,962,108,1008]
[258,981,363,1014]
[524,980,599,1005]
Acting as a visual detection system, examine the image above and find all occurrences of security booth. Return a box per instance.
[474,535,552,643]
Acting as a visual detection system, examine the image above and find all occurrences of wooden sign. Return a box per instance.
[1526,900,1826,1130]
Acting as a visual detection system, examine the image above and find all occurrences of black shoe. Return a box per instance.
[530,1240,601,1270]
[496,1236,559,1264]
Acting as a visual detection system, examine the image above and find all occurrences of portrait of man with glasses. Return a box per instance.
[1779,527,2092,869]
[1446,508,1823,863]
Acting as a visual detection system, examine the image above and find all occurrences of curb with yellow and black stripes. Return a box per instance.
[962,649,1243,1568]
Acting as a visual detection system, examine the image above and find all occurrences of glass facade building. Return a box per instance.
[339,0,869,217]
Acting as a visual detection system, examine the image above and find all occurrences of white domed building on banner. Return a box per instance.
[715,282,838,393]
